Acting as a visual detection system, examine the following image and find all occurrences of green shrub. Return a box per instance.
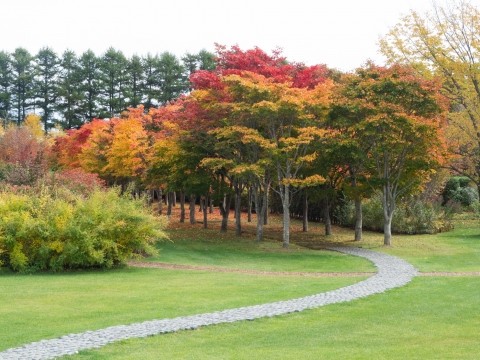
[442,176,479,207]
[338,193,451,234]
[0,186,167,272]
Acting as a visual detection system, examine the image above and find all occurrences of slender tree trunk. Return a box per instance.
[179,191,186,223]
[302,190,309,232]
[167,192,173,216]
[247,186,252,223]
[354,198,363,241]
[172,191,176,207]
[199,196,203,212]
[203,194,208,229]
[382,185,394,246]
[189,194,196,225]
[158,189,163,215]
[281,185,290,248]
[219,194,231,232]
[234,183,242,236]
[254,185,267,242]
[264,188,269,225]
[209,198,213,214]
[384,212,393,246]
[324,197,332,236]
[148,189,154,206]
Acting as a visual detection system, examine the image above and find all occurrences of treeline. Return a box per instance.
[0,47,215,131]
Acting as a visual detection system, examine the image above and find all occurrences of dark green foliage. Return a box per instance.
[77,50,101,123]
[0,51,12,124]
[56,50,83,129]
[99,48,128,118]
[11,48,34,124]
[0,48,207,126]
[0,185,167,272]
[442,176,479,206]
[33,47,60,131]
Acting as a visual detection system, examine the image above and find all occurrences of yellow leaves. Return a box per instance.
[200,157,235,171]
[283,174,326,188]
[24,114,44,138]
[105,118,149,178]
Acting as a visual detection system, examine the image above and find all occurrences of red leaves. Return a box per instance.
[292,64,329,89]
[190,70,224,90]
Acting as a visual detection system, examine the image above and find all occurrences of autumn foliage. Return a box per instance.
[0,45,452,258]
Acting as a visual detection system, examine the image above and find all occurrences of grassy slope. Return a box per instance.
[0,268,361,351]
[0,215,375,351]
[69,217,479,359]
[150,225,374,273]
[72,277,480,360]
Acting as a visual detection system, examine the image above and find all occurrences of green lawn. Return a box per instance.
[71,277,480,360]
[1,216,479,359]
[149,226,374,273]
[345,220,480,272]
[0,234,367,351]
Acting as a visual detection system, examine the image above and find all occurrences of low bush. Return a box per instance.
[442,176,479,207]
[338,193,451,234]
[0,184,167,272]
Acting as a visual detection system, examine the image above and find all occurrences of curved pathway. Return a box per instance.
[0,246,417,360]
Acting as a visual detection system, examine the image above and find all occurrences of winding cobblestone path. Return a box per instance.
[0,246,417,360]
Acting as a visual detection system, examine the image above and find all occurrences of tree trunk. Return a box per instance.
[158,189,163,215]
[354,198,363,241]
[172,191,176,207]
[324,197,332,236]
[179,191,186,223]
[189,194,196,225]
[253,185,266,242]
[234,183,242,236]
[167,192,173,216]
[282,186,290,248]
[382,184,395,246]
[203,194,208,229]
[302,190,309,232]
[247,186,252,223]
[219,194,231,232]
[149,189,154,206]
[209,198,213,214]
[264,188,269,225]
[384,213,393,246]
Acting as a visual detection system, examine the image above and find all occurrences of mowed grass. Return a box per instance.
[320,219,480,272]
[160,213,479,273]
[151,225,374,273]
[0,213,373,351]
[0,268,361,351]
[1,210,479,358]
[67,214,479,359]
[72,277,480,360]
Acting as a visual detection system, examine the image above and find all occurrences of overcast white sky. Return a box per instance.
[1,0,476,71]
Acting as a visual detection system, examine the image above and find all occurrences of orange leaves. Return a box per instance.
[104,118,150,179]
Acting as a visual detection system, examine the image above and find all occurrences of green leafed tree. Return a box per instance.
[33,47,60,132]
[0,51,13,124]
[99,47,128,118]
[157,52,188,105]
[336,64,447,245]
[78,50,101,122]
[126,55,144,108]
[11,48,34,125]
[56,50,83,129]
